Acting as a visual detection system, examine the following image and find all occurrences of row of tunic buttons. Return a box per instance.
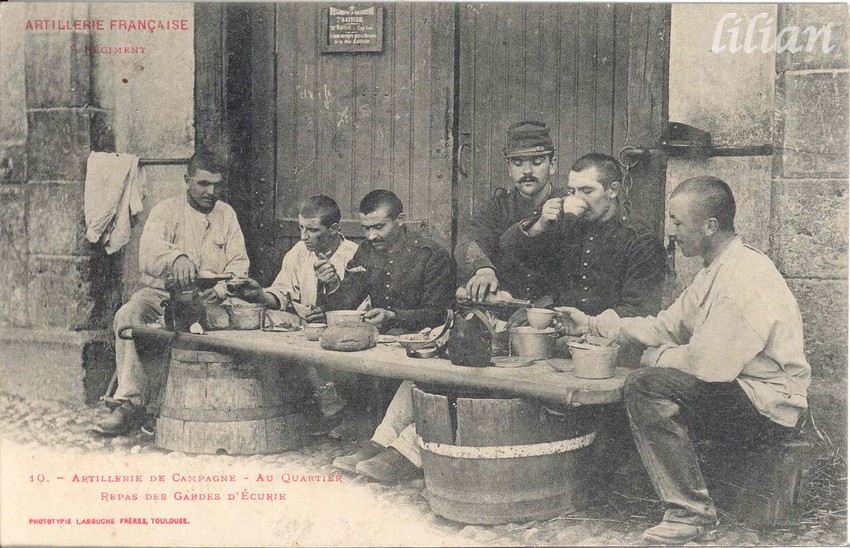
[581,236,593,303]
[385,259,394,299]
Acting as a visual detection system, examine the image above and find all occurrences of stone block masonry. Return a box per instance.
[772,4,849,385]
[0,2,119,405]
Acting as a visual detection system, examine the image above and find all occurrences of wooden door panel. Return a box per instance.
[273,3,454,244]
[457,4,670,238]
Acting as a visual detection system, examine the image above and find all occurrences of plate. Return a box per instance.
[263,325,301,333]
[491,356,536,368]
[397,333,434,351]
[378,335,398,344]
[407,346,438,358]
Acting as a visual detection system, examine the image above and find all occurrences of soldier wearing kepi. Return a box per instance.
[557,177,811,544]
[456,120,567,303]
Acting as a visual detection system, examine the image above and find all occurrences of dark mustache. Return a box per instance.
[520,176,538,183]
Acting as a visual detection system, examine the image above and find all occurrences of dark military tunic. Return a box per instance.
[319,226,455,333]
[455,184,567,301]
[500,213,667,317]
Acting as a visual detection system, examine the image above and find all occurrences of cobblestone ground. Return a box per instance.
[1,392,846,546]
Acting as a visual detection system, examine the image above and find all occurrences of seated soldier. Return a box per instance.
[500,152,666,319]
[456,120,566,303]
[229,195,358,426]
[95,152,249,436]
[334,153,667,484]
[557,176,811,544]
[315,189,454,440]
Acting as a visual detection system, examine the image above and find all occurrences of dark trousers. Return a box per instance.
[623,367,792,525]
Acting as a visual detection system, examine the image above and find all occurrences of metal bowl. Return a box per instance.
[325,310,366,326]
[303,323,328,341]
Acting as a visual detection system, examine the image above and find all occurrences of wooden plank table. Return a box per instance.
[131,326,627,407]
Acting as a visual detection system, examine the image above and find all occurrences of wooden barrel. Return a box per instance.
[156,348,307,455]
[412,385,596,524]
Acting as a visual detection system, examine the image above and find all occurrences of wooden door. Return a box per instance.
[456,3,670,237]
[245,3,455,285]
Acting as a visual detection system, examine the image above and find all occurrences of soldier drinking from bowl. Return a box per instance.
[229,195,358,430]
[313,189,455,440]
[498,151,667,495]
[94,152,249,436]
[556,176,810,544]
[500,151,666,320]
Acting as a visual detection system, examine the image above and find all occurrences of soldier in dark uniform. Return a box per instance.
[501,152,667,498]
[314,189,455,439]
[317,189,454,333]
[457,120,567,303]
[500,152,667,318]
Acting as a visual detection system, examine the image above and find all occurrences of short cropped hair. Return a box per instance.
[571,153,623,189]
[671,176,736,231]
[359,189,404,218]
[299,195,341,228]
[187,151,226,177]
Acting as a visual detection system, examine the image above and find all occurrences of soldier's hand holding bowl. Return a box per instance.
[554,306,591,336]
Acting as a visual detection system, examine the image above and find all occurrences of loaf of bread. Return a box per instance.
[320,322,378,352]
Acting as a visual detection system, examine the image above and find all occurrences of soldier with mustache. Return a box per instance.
[456,120,568,303]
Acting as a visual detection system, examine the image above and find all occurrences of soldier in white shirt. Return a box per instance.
[558,176,810,545]
[232,195,358,424]
[95,153,249,436]
[233,195,357,321]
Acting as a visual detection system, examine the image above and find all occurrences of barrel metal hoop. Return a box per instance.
[159,406,284,422]
[169,362,257,379]
[416,431,596,459]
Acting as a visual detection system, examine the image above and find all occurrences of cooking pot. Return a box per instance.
[223,303,266,330]
[568,340,619,379]
[509,326,558,359]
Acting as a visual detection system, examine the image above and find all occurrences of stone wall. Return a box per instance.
[773,4,849,442]
[1,3,31,327]
[0,2,194,403]
[773,4,849,382]
[669,4,849,440]
[667,4,778,292]
[0,2,195,328]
